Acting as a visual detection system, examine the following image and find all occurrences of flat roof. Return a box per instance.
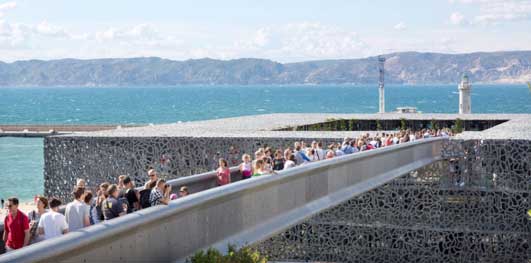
[56,113,531,140]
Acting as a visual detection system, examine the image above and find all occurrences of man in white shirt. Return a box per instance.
[65,187,90,231]
[392,136,399,145]
[38,198,68,240]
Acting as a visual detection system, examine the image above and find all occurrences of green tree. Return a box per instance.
[400,118,407,130]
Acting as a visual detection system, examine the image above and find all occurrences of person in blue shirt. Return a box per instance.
[341,138,356,154]
[102,185,127,220]
[293,142,311,165]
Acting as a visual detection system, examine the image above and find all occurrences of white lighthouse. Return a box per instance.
[378,56,385,113]
[458,75,472,114]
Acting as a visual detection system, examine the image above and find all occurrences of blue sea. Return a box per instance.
[1,84,531,200]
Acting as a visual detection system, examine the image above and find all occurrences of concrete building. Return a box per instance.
[459,75,472,114]
[2,113,530,262]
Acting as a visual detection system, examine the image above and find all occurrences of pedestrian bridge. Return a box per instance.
[0,137,444,263]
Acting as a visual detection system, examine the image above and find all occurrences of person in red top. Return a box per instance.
[3,197,30,252]
[216,158,231,186]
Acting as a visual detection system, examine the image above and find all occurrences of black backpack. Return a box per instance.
[96,199,105,221]
[139,188,152,208]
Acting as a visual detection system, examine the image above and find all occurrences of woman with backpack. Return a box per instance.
[28,196,48,244]
[90,182,109,224]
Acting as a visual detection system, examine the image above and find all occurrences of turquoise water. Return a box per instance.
[1,84,530,201]
[0,137,43,201]
[1,85,531,124]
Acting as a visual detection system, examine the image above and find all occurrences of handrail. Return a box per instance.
[0,137,445,262]
[163,166,241,194]
[0,166,241,254]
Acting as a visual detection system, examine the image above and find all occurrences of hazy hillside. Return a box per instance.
[0,51,530,86]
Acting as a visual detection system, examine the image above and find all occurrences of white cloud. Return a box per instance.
[0,1,16,11]
[234,22,369,61]
[95,24,160,42]
[252,28,270,47]
[449,12,466,25]
[0,19,188,60]
[0,1,16,18]
[35,21,69,38]
[474,1,531,24]
[393,22,406,30]
[0,20,32,49]
[450,0,531,24]
[0,19,12,36]
[0,19,74,50]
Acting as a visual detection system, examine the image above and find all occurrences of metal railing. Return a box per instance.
[0,137,445,262]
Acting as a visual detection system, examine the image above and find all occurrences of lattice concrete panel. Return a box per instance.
[44,136,338,201]
[257,223,528,263]
[255,139,531,262]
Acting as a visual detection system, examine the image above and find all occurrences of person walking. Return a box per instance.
[91,182,109,224]
[239,154,253,179]
[150,179,172,206]
[216,158,231,186]
[37,198,68,240]
[102,184,127,220]
[293,142,311,165]
[3,197,30,252]
[283,153,297,170]
[179,186,189,198]
[28,196,48,244]
[272,150,285,171]
[65,187,90,231]
[144,169,158,189]
[123,176,140,213]
[139,169,158,209]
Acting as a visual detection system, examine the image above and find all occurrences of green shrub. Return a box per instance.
[400,118,407,130]
[376,120,382,131]
[453,118,464,133]
[339,119,347,131]
[189,244,267,263]
[349,119,357,131]
[189,247,224,263]
[430,119,439,130]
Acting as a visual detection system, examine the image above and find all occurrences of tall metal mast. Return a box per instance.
[378,56,385,113]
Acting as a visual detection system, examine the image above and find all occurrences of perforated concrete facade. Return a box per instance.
[42,113,531,261]
[255,139,531,262]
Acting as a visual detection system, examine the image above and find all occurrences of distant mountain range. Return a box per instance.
[1,51,530,86]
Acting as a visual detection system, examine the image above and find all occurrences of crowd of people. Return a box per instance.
[2,169,190,252]
[214,128,453,185]
[3,128,451,252]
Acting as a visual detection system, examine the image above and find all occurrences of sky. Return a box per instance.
[0,0,531,62]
